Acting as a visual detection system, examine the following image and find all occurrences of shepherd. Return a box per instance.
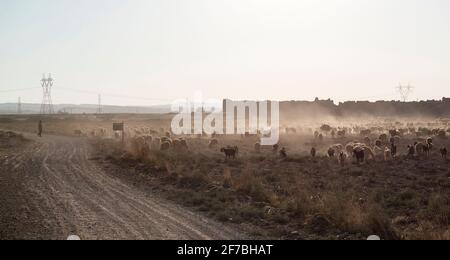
[38,120,43,137]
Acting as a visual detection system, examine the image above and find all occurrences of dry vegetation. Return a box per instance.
[0,130,29,150]
[0,115,449,240]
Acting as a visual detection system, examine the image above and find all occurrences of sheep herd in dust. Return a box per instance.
[308,122,449,165]
[78,119,449,165]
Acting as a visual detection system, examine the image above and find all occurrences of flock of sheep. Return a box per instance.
[294,121,449,165]
[78,119,449,164]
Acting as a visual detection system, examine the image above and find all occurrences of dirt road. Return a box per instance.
[0,133,245,240]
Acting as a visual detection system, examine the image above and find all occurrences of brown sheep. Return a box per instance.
[415,138,433,157]
[349,143,375,162]
[353,146,365,164]
[160,141,171,151]
[221,146,239,159]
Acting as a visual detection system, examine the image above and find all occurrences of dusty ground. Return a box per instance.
[0,115,449,240]
[0,131,246,240]
[96,135,449,240]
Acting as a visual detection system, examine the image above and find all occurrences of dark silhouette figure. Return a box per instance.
[38,120,43,137]
[440,147,447,160]
[310,147,316,158]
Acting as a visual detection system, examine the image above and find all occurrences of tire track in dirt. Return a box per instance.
[1,133,245,240]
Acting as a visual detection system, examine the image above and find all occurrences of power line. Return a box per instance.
[53,86,172,102]
[17,97,22,114]
[0,86,170,102]
[0,87,40,93]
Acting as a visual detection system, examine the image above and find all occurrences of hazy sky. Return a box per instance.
[1,0,449,106]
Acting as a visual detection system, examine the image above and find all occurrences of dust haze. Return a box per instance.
[0,98,448,240]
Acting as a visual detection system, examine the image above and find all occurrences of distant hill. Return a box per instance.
[0,103,172,115]
[2,98,449,118]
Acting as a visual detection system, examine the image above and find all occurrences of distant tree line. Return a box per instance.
[280,98,450,119]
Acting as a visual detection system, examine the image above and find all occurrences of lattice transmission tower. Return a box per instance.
[97,94,103,114]
[40,74,54,114]
[397,84,414,102]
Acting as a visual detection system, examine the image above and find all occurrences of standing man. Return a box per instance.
[38,120,43,137]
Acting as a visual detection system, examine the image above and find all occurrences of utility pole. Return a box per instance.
[17,97,22,114]
[97,94,103,114]
[40,73,54,114]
